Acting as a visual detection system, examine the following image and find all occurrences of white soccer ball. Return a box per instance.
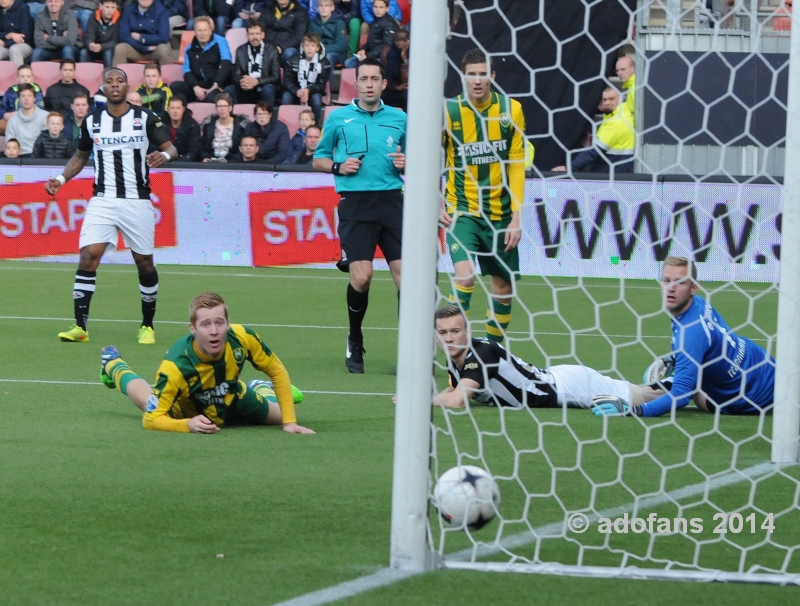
[433,465,500,531]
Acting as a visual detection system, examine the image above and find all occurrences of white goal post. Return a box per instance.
[392,0,800,583]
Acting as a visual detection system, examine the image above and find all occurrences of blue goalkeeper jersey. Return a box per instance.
[641,295,774,417]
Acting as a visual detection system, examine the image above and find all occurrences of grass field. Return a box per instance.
[0,260,798,605]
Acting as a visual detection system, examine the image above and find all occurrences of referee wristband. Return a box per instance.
[331,162,341,175]
[55,175,66,186]
[160,151,171,162]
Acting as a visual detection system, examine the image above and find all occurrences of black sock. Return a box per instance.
[73,270,96,330]
[139,269,158,328]
[347,284,369,344]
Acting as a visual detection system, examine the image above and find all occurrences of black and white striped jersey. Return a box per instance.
[78,105,170,200]
[447,338,559,408]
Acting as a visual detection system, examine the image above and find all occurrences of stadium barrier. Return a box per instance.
[0,164,782,283]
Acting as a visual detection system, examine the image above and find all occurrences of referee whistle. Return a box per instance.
[357,154,365,160]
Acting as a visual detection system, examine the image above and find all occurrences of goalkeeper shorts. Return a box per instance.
[446,213,520,283]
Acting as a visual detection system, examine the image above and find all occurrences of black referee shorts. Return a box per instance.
[336,189,404,272]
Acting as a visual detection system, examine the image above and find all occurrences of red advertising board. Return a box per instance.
[0,172,176,259]
[249,187,386,266]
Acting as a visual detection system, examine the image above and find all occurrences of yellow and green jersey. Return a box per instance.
[622,73,635,122]
[144,324,296,432]
[444,92,526,222]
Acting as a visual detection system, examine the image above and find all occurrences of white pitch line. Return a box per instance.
[272,461,782,606]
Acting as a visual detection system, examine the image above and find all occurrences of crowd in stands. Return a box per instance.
[0,0,411,163]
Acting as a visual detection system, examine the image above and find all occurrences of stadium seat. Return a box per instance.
[188,102,216,124]
[233,103,255,118]
[176,30,195,64]
[225,28,248,56]
[118,63,146,90]
[160,64,185,85]
[30,61,62,92]
[322,105,343,125]
[333,68,356,105]
[277,104,306,137]
[0,61,18,95]
[75,62,104,93]
[397,0,410,24]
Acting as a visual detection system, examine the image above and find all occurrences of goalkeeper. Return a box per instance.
[100,292,315,435]
[594,257,775,418]
[430,305,663,410]
[441,48,527,343]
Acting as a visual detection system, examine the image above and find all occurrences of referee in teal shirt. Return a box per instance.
[314,58,407,374]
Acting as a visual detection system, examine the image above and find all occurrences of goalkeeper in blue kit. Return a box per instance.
[594,257,775,418]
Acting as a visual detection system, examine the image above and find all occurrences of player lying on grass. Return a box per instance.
[593,256,775,418]
[100,292,315,434]
[428,304,663,410]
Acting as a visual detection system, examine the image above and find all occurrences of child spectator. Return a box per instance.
[281,32,329,125]
[2,137,21,158]
[31,0,78,62]
[231,0,264,29]
[290,108,314,155]
[359,0,399,33]
[284,123,319,165]
[0,0,34,66]
[80,0,119,67]
[166,95,201,161]
[345,0,397,68]
[136,63,172,116]
[200,93,248,162]
[382,27,408,111]
[308,0,347,69]
[6,83,49,155]
[243,101,291,163]
[32,111,74,158]
[0,64,44,135]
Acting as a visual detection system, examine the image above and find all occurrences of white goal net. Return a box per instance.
[392,0,800,584]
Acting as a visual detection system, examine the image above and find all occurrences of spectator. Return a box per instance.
[309,0,347,70]
[80,0,119,66]
[359,0,399,32]
[243,101,290,163]
[171,16,232,104]
[2,137,21,157]
[226,19,279,107]
[0,64,44,135]
[552,86,634,174]
[162,0,187,29]
[231,0,264,29]
[281,32,329,125]
[45,59,90,114]
[61,90,89,148]
[261,0,308,66]
[5,83,48,155]
[136,63,172,116]
[382,27,407,111]
[0,0,33,66]
[284,122,319,164]
[289,108,313,155]
[24,0,45,20]
[200,93,248,161]
[229,134,264,163]
[166,95,201,161]
[126,89,142,104]
[190,0,233,34]
[32,0,77,61]
[67,0,95,34]
[32,111,74,158]
[345,0,397,68]
[616,55,635,121]
[113,0,171,66]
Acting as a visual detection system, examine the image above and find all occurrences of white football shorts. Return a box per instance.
[79,196,156,255]
[547,365,632,409]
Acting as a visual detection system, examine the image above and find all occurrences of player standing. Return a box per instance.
[312,57,406,374]
[46,67,178,345]
[441,48,527,343]
[593,257,775,418]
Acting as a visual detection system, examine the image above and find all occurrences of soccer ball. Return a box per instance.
[433,465,500,531]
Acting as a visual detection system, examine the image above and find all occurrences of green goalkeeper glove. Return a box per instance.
[591,395,643,417]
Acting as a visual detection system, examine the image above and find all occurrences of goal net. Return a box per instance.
[393,0,800,584]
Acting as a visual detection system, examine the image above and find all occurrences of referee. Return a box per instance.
[313,58,407,374]
[45,67,178,345]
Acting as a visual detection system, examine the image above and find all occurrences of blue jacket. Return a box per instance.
[314,99,406,192]
[360,0,401,24]
[162,0,188,19]
[0,0,33,47]
[182,33,232,89]
[244,118,292,164]
[119,1,170,53]
[0,82,44,117]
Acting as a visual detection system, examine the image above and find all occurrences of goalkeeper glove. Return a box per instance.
[591,395,643,417]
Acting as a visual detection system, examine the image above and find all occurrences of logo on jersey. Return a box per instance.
[386,135,394,147]
[458,139,508,165]
[145,395,158,412]
[133,117,143,130]
[450,242,459,253]
[452,121,461,131]
[464,363,479,370]
[233,347,245,364]
[499,112,511,127]
[196,381,231,406]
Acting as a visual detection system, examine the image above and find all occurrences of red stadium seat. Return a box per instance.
[188,102,217,124]
[333,68,356,105]
[176,31,195,64]
[277,104,307,137]
[118,63,146,90]
[75,62,104,93]
[160,64,185,85]
[397,0,410,24]
[0,61,18,96]
[30,62,63,92]
[233,103,255,118]
[225,28,248,56]
[322,104,343,125]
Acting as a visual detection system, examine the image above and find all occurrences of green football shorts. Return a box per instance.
[446,214,521,283]
[225,380,273,425]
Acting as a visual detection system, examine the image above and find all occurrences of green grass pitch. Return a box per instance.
[0,260,797,605]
